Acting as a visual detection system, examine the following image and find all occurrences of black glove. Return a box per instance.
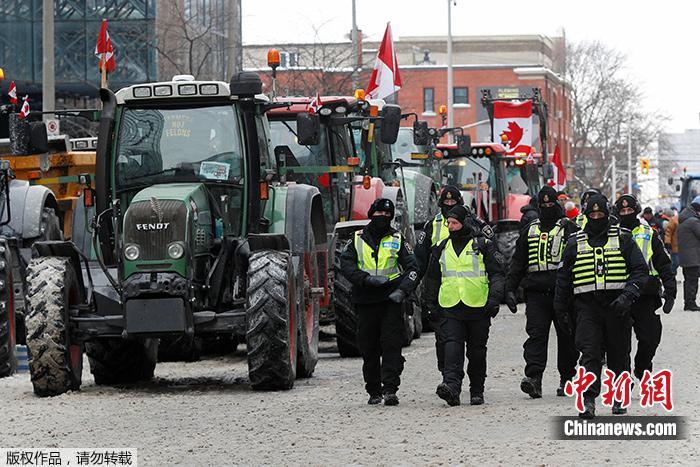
[485,299,500,318]
[662,295,675,314]
[365,275,389,288]
[505,291,518,314]
[388,288,406,304]
[611,294,632,317]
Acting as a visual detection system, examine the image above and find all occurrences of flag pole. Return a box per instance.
[100,53,108,89]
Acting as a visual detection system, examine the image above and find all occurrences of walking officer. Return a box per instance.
[574,188,602,229]
[506,186,579,398]
[554,194,648,418]
[339,198,419,406]
[424,205,505,406]
[613,194,676,379]
[415,185,493,374]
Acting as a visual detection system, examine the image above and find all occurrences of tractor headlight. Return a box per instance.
[167,242,185,260]
[124,244,140,261]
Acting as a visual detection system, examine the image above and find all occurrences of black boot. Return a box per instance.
[520,376,542,399]
[612,401,627,415]
[579,397,595,419]
[436,383,460,406]
[684,303,700,311]
[470,393,484,405]
[367,394,382,405]
[383,393,399,406]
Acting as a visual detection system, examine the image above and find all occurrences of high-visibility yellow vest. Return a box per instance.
[631,223,658,277]
[438,238,489,308]
[354,231,402,280]
[574,214,588,229]
[572,226,629,294]
[526,219,567,272]
[431,213,450,246]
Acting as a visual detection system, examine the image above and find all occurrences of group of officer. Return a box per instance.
[340,184,675,419]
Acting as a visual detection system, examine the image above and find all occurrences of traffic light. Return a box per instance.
[640,158,649,175]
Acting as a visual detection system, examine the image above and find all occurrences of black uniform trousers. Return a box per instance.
[682,266,699,307]
[356,301,405,396]
[631,295,662,379]
[574,298,632,399]
[440,314,491,395]
[523,291,578,383]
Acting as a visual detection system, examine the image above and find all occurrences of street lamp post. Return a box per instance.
[446,0,454,141]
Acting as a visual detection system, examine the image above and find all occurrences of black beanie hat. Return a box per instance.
[446,205,470,225]
[439,185,463,206]
[537,186,558,206]
[367,198,395,218]
[614,194,640,215]
[584,194,609,217]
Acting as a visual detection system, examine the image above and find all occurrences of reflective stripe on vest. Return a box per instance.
[632,224,658,277]
[355,231,402,279]
[526,219,567,272]
[431,213,450,246]
[438,239,489,308]
[574,214,587,229]
[572,227,628,294]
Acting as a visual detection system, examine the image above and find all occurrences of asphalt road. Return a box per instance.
[1,302,698,465]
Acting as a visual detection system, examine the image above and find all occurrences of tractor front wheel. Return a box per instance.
[245,250,297,390]
[86,338,158,385]
[25,257,83,397]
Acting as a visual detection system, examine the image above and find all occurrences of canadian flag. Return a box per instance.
[366,23,401,100]
[19,95,30,120]
[308,92,322,114]
[95,19,116,73]
[549,144,566,190]
[8,81,17,105]
[493,101,533,157]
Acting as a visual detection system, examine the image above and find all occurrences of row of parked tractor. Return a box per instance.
[0,70,549,397]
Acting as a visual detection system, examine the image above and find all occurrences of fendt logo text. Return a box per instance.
[135,223,170,231]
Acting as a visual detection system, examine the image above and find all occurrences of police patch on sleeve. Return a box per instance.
[416,230,426,244]
[408,271,418,281]
[481,225,494,238]
[405,243,414,254]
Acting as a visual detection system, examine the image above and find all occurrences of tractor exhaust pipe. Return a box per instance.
[96,88,117,264]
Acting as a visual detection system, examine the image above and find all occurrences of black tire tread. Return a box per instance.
[86,338,157,385]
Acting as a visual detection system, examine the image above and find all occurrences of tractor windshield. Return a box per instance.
[115,105,244,188]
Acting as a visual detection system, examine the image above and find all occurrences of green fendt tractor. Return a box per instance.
[24,73,328,396]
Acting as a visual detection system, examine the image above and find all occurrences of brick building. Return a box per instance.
[244,34,574,171]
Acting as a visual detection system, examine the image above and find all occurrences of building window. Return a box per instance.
[423,88,434,113]
[454,87,468,105]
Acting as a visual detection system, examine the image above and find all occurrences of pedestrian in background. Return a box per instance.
[677,196,700,311]
[664,208,680,273]
[340,198,419,405]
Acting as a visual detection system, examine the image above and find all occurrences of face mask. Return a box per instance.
[586,216,608,235]
[539,205,559,221]
[441,204,456,217]
[368,216,391,234]
[618,213,638,230]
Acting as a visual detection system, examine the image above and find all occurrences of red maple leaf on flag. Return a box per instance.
[500,121,523,149]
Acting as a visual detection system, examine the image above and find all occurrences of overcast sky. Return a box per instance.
[243,0,698,133]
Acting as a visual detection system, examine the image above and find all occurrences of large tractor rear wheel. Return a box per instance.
[25,257,83,397]
[246,250,297,390]
[332,239,360,358]
[0,243,15,377]
[86,338,158,385]
[296,249,320,378]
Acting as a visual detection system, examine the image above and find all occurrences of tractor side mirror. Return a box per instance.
[296,113,320,145]
[28,121,49,154]
[273,145,300,182]
[668,177,674,186]
[542,162,554,180]
[413,120,430,146]
[380,104,401,144]
[456,134,471,156]
[676,185,681,192]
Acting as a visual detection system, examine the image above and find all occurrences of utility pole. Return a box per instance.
[627,128,632,194]
[226,0,242,79]
[611,149,617,201]
[42,0,55,122]
[351,0,359,89]
[446,0,454,141]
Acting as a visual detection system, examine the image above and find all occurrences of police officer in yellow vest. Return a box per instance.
[506,186,579,399]
[554,194,648,418]
[339,198,419,406]
[574,188,602,229]
[613,194,676,380]
[424,205,505,406]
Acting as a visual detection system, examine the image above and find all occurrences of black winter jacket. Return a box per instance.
[677,208,700,267]
[339,228,419,304]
